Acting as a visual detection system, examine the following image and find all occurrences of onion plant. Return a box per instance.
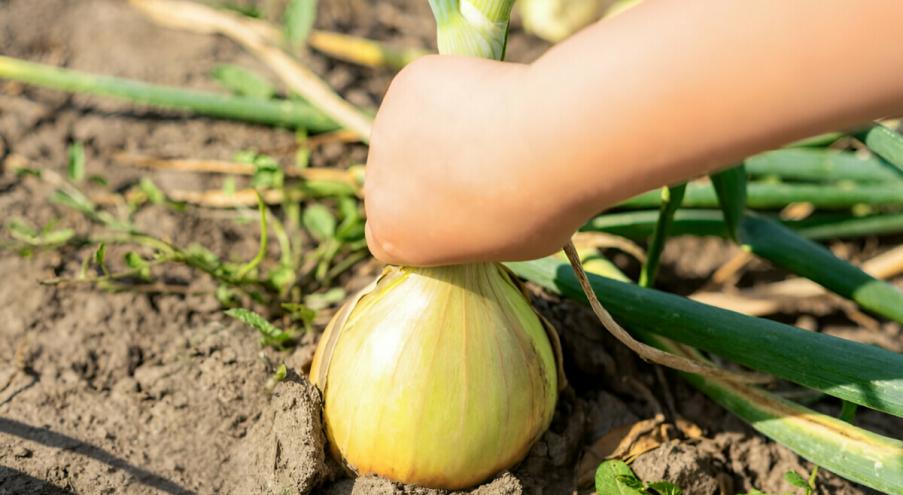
[0,55,338,132]
[3,0,902,491]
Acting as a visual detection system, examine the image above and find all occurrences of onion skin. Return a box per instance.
[310,263,561,490]
[520,0,605,43]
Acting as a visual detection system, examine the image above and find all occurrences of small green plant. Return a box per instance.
[4,217,75,256]
[264,362,288,394]
[211,64,275,99]
[782,467,819,495]
[283,0,318,49]
[67,141,86,182]
[594,460,682,495]
[2,150,367,338]
[225,308,297,349]
[596,460,820,495]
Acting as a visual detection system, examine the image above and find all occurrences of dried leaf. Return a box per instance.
[577,417,668,487]
[674,417,703,439]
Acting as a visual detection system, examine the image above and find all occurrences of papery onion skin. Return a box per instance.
[310,263,561,490]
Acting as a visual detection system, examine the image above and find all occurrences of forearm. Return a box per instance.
[523,0,903,217]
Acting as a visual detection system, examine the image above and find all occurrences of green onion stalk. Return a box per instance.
[509,258,903,494]
[0,56,338,132]
[309,1,565,490]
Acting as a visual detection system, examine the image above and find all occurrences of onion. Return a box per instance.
[518,0,642,43]
[310,263,564,489]
[519,0,606,42]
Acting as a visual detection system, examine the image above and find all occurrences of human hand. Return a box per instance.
[364,55,586,266]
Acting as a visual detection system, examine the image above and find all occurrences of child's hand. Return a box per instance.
[364,55,585,266]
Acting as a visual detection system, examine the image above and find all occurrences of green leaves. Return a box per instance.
[281,302,316,331]
[139,177,166,205]
[264,362,288,393]
[737,213,903,323]
[67,141,85,182]
[618,182,903,210]
[510,257,903,493]
[595,460,645,495]
[584,209,903,242]
[304,286,345,310]
[646,482,682,495]
[302,203,336,241]
[283,0,318,49]
[236,150,285,189]
[745,148,903,183]
[336,196,364,241]
[863,123,903,172]
[738,467,819,495]
[783,469,817,495]
[0,55,339,132]
[225,308,295,348]
[299,197,367,283]
[235,193,269,281]
[638,182,685,288]
[5,218,75,249]
[507,257,903,417]
[212,64,275,99]
[594,460,682,495]
[124,251,151,281]
[94,242,108,276]
[709,164,747,239]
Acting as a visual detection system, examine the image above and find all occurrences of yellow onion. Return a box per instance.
[310,263,564,490]
[518,0,606,43]
[518,0,642,43]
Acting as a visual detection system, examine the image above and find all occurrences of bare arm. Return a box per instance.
[528,0,903,220]
[364,0,903,266]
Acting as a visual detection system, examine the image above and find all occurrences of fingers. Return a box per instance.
[364,221,401,266]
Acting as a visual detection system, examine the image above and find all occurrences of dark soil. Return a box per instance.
[1,1,900,494]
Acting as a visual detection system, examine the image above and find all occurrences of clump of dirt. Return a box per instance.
[326,472,524,495]
[711,433,862,495]
[630,432,870,495]
[224,372,332,494]
[631,441,723,494]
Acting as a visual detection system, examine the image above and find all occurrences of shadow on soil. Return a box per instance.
[0,417,195,495]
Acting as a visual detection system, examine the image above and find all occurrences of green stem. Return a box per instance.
[785,131,845,148]
[235,194,269,280]
[509,257,903,494]
[710,165,748,240]
[738,213,903,323]
[587,209,903,323]
[618,181,903,209]
[639,183,686,288]
[678,350,902,495]
[507,256,903,418]
[746,148,903,183]
[863,123,903,173]
[840,400,859,423]
[0,55,338,132]
[583,209,903,241]
[428,0,514,60]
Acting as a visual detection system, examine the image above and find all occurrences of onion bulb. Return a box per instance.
[310,263,564,489]
[519,0,606,43]
[518,0,642,43]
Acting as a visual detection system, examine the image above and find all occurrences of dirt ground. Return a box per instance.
[1,1,900,494]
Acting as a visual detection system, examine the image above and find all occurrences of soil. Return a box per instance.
[1,1,900,495]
